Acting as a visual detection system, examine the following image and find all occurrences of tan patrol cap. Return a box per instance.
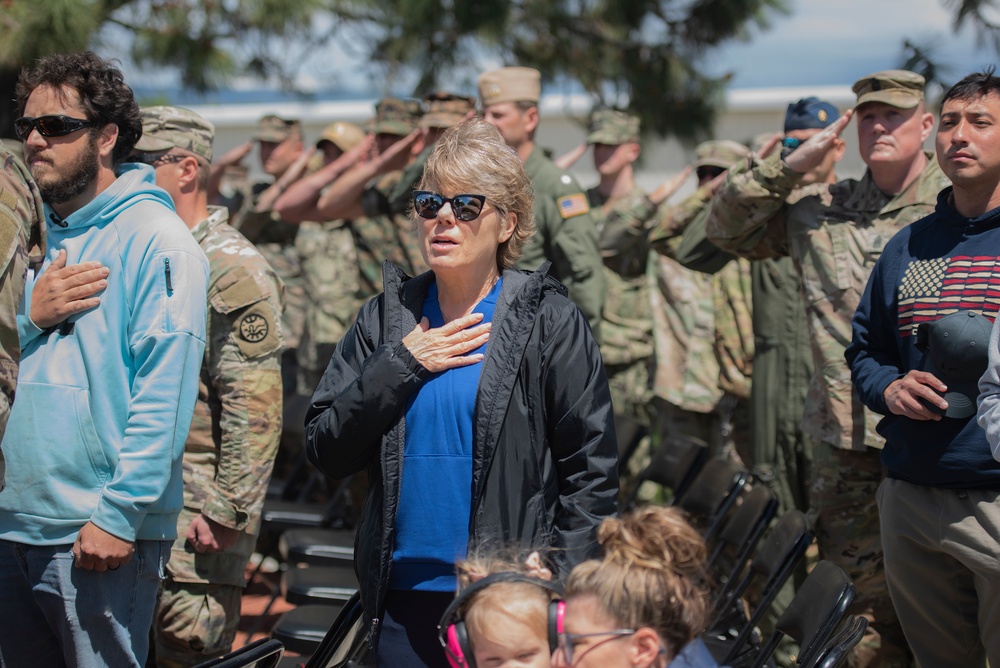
[134,105,215,163]
[478,67,541,107]
[421,92,476,129]
[253,114,301,142]
[693,140,750,169]
[852,70,925,109]
[317,121,365,152]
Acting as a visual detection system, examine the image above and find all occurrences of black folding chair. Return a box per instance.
[703,510,815,665]
[196,638,284,668]
[677,457,749,541]
[621,434,708,511]
[748,561,857,668]
[810,614,868,668]
[271,603,347,658]
[304,591,370,668]
[706,485,778,585]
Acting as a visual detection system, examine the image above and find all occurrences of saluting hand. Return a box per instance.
[402,313,491,373]
[785,109,854,175]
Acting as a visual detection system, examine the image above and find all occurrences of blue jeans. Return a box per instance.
[0,538,170,668]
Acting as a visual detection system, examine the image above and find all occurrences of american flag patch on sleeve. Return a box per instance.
[557,193,590,219]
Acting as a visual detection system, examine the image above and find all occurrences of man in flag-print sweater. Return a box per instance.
[847,69,1000,668]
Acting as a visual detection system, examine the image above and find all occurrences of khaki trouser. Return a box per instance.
[878,477,1000,668]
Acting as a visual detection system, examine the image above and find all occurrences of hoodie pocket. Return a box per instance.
[2,383,111,521]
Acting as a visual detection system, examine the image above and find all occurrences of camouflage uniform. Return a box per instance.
[133,108,285,666]
[584,111,654,429]
[706,136,948,666]
[296,121,367,396]
[232,116,305,356]
[155,207,285,667]
[0,147,45,492]
[646,141,752,467]
[358,98,430,284]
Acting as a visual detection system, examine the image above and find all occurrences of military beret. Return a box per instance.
[134,105,215,163]
[852,70,925,109]
[478,67,541,107]
[784,97,839,132]
[253,114,301,142]
[586,109,641,145]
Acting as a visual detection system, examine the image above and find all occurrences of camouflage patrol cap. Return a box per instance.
[586,109,640,145]
[693,140,750,169]
[478,67,541,107]
[372,98,423,136]
[134,105,215,162]
[421,92,476,129]
[852,70,925,109]
[317,121,365,152]
[253,114,301,142]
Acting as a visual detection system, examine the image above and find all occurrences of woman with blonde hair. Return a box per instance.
[306,117,618,666]
[554,506,716,668]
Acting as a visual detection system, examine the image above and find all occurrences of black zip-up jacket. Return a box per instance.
[305,262,619,647]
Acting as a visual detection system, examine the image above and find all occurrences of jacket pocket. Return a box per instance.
[1,383,111,522]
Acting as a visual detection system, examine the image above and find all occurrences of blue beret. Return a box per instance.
[784,97,839,132]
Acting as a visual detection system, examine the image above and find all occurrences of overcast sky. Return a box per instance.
[707,0,996,88]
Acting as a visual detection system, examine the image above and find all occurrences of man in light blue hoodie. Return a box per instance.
[0,52,209,668]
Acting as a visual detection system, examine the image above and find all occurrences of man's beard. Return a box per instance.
[34,136,100,205]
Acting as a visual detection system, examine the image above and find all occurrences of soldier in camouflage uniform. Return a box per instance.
[293,121,367,395]
[0,145,45,492]
[479,67,606,338]
[706,70,948,667]
[133,106,284,667]
[210,114,305,394]
[646,140,751,468]
[568,110,691,484]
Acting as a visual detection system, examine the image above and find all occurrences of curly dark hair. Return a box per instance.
[16,51,143,166]
[941,66,1000,113]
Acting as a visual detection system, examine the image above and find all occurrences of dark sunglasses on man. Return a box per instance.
[13,115,96,141]
[695,166,726,183]
[412,191,487,222]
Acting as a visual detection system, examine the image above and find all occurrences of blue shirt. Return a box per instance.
[390,278,501,591]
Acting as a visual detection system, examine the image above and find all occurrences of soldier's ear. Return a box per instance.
[177,155,202,189]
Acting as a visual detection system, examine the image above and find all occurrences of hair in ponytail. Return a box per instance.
[564,506,710,660]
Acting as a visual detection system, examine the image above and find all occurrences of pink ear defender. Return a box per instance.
[437,572,565,668]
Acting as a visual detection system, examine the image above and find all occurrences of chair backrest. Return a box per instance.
[749,561,856,668]
[621,434,708,511]
[677,457,749,540]
[808,614,868,668]
[197,638,284,668]
[714,510,814,664]
[707,485,778,587]
[305,591,368,668]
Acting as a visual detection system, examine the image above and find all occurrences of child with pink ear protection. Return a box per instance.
[438,553,564,668]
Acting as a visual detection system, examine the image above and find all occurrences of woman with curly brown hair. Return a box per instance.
[554,506,717,668]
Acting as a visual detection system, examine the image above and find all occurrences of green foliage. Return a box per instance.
[358,0,786,142]
[0,0,101,65]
